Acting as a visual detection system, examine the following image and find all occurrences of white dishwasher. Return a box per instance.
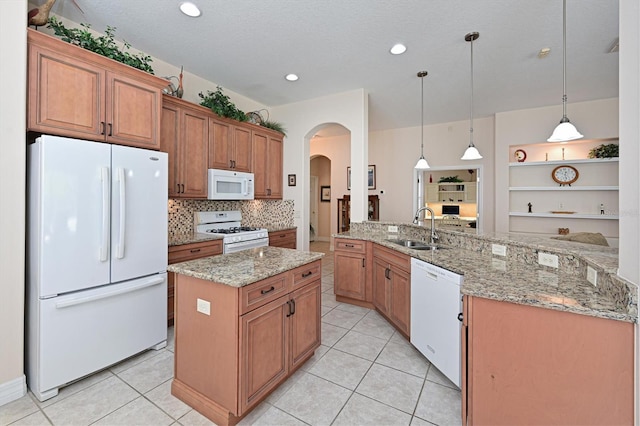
[410,257,463,388]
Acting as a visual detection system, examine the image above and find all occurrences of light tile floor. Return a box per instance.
[1,241,461,426]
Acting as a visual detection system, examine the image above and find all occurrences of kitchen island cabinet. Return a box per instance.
[167,239,223,325]
[27,29,165,150]
[161,96,209,198]
[462,295,634,425]
[372,244,410,337]
[168,248,323,426]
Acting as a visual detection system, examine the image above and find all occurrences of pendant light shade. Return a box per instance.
[462,32,482,161]
[547,0,583,142]
[415,71,431,170]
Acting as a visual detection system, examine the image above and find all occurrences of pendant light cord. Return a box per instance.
[421,73,424,156]
[562,0,568,120]
[469,34,474,146]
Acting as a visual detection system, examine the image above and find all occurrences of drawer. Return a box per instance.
[168,240,223,264]
[291,260,321,289]
[335,238,366,254]
[373,244,410,272]
[269,230,297,249]
[240,273,290,314]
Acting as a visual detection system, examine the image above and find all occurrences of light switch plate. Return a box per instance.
[538,252,559,268]
[197,298,211,315]
[491,244,507,257]
[388,225,398,233]
[587,266,597,286]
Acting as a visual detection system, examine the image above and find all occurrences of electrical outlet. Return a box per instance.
[197,298,211,315]
[538,252,559,268]
[587,266,598,286]
[388,225,398,233]
[491,244,507,257]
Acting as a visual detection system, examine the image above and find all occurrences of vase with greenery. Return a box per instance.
[47,17,154,74]
[588,144,619,159]
[198,87,248,122]
[438,175,463,183]
[261,119,287,136]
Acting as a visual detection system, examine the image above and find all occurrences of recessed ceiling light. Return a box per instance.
[180,2,201,17]
[285,73,299,81]
[538,47,551,58]
[390,43,407,55]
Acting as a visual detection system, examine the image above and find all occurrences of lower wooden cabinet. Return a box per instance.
[372,244,410,337]
[167,240,223,325]
[334,239,371,306]
[268,229,297,249]
[462,296,634,425]
[172,260,321,425]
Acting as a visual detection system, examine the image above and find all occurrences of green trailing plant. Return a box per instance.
[438,175,463,183]
[47,17,154,74]
[261,119,287,136]
[588,143,619,159]
[199,87,248,122]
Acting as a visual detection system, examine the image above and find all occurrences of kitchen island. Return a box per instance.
[334,222,636,425]
[167,247,324,426]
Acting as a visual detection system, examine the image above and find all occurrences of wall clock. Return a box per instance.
[551,165,579,186]
[514,149,527,162]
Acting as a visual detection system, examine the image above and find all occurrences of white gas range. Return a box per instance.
[194,210,269,254]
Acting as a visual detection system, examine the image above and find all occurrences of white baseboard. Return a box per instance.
[0,375,26,407]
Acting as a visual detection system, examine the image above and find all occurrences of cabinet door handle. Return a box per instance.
[260,286,275,295]
[458,313,464,322]
[385,267,390,280]
[345,244,354,248]
[108,123,113,136]
[190,248,201,253]
[100,122,106,135]
[290,299,296,315]
[233,160,236,168]
[302,271,312,278]
[176,184,181,194]
[181,183,185,193]
[362,258,365,267]
[286,300,292,317]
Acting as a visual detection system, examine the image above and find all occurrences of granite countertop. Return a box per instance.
[168,246,324,287]
[266,226,297,233]
[335,229,636,323]
[168,232,223,247]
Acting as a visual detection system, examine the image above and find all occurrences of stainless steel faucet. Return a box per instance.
[413,206,439,244]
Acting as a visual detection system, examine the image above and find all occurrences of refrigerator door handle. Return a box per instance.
[116,167,126,259]
[55,275,165,309]
[100,167,110,262]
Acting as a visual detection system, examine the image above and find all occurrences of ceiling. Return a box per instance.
[46,0,619,133]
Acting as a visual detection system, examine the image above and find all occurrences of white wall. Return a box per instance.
[271,90,369,251]
[369,116,494,231]
[494,98,619,233]
[0,0,27,405]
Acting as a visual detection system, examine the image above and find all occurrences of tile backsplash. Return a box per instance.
[168,199,294,236]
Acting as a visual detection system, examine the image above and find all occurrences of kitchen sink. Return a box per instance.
[386,239,450,250]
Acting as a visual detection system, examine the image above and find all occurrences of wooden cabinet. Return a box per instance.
[208,118,252,172]
[167,240,222,325]
[27,29,165,150]
[268,229,297,249]
[161,96,209,198]
[253,130,283,199]
[172,260,321,425]
[372,244,410,337]
[334,239,372,307]
[337,195,379,233]
[462,296,634,425]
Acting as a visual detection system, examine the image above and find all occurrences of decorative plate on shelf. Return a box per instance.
[514,149,527,162]
[550,211,577,214]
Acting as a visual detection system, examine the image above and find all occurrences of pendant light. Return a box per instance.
[547,0,583,142]
[415,71,430,169]
[461,32,483,160]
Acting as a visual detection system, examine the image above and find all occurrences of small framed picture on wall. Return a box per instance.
[321,186,331,202]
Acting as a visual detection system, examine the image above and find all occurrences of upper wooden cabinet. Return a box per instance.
[161,96,209,198]
[209,119,252,172]
[27,29,165,150]
[253,130,283,199]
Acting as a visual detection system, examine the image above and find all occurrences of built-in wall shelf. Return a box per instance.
[509,158,619,167]
[509,212,619,220]
[509,186,619,191]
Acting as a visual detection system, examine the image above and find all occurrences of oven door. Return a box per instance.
[224,237,269,254]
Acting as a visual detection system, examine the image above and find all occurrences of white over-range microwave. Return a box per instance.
[208,169,254,200]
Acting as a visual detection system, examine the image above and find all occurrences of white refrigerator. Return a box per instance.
[27,135,169,402]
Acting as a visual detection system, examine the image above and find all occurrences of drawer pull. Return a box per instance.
[260,286,275,295]
[302,271,313,278]
[345,244,355,248]
[190,248,201,253]
[279,234,286,238]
